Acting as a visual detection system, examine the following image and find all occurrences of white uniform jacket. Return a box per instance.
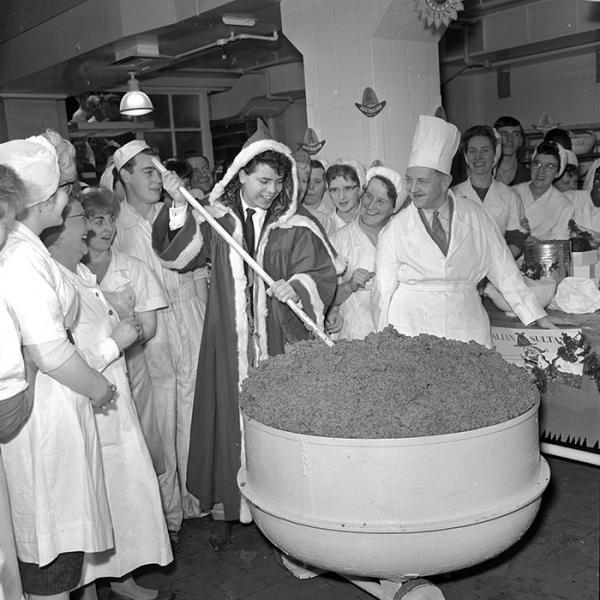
[372,192,546,348]
[565,190,600,232]
[452,179,525,235]
[330,220,377,340]
[512,182,574,240]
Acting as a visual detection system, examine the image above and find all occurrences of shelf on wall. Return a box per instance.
[68,120,155,139]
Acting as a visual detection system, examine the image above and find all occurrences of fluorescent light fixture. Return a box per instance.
[222,14,257,27]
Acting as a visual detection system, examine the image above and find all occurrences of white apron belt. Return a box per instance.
[388,279,492,348]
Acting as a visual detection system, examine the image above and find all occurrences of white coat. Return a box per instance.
[98,249,168,475]
[372,192,546,348]
[452,179,525,234]
[512,182,574,240]
[114,201,206,527]
[0,300,25,600]
[565,190,600,232]
[66,264,172,583]
[330,220,377,339]
[0,224,112,567]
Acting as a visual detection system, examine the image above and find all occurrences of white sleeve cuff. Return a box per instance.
[169,204,187,231]
[98,337,121,366]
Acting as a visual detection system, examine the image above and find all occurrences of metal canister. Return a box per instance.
[524,240,571,282]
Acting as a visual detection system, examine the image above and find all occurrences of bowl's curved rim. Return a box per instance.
[241,402,540,447]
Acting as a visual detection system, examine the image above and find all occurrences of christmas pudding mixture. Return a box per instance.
[241,328,538,438]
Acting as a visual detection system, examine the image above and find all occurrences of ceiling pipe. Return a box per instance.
[169,31,279,62]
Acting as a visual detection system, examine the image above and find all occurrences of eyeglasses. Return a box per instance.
[532,160,558,173]
[329,184,359,196]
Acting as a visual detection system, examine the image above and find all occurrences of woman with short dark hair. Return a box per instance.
[512,141,574,240]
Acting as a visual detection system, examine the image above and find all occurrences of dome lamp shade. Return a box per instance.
[119,72,154,117]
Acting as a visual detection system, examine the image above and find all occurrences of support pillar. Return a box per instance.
[281,0,446,173]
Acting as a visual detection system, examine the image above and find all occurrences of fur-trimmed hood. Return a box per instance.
[207,139,299,225]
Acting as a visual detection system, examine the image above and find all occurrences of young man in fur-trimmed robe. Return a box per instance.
[152,139,340,548]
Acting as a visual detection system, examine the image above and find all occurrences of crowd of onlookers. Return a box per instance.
[1,112,599,600]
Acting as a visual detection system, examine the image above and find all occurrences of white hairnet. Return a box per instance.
[365,166,407,212]
[0,139,60,207]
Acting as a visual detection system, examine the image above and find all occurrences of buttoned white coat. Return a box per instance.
[372,192,546,348]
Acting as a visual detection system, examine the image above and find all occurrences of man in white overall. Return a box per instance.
[112,141,208,543]
[372,115,554,348]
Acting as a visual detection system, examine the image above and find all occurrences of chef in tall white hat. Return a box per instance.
[372,115,554,347]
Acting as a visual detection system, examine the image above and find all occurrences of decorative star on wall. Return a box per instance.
[415,0,464,28]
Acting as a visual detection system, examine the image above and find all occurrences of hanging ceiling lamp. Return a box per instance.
[119,71,154,116]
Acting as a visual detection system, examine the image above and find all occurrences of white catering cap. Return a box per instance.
[365,166,407,212]
[331,157,366,188]
[113,140,150,172]
[565,149,578,168]
[0,139,60,207]
[407,115,460,175]
[533,141,567,178]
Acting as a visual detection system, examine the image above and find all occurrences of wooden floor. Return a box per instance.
[97,455,599,600]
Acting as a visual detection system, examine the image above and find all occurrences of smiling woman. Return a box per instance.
[329,166,406,341]
[512,141,574,240]
[80,185,168,476]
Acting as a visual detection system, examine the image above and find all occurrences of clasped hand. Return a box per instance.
[111,316,143,351]
[350,268,375,292]
[267,279,300,304]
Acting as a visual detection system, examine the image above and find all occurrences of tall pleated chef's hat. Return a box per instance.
[407,115,461,175]
[365,166,407,212]
[0,138,60,207]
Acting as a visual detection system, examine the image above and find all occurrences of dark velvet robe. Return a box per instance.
[152,196,339,520]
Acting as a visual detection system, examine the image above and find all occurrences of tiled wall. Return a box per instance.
[282,0,443,173]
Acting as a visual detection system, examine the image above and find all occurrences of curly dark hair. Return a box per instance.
[221,150,295,218]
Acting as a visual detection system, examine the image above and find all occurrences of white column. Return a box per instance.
[281,0,445,173]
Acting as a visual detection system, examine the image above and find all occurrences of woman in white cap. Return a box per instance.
[41,195,173,600]
[0,138,114,600]
[512,141,574,240]
[329,166,406,340]
[0,165,29,600]
[325,158,366,234]
[372,115,554,348]
[452,125,528,257]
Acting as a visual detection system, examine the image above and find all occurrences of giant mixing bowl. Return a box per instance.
[238,405,550,581]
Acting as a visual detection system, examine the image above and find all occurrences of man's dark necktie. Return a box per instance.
[431,210,448,255]
[243,207,256,258]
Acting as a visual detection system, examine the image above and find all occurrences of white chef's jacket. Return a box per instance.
[330,220,378,340]
[372,192,546,348]
[114,200,206,526]
[453,179,525,234]
[64,264,172,584]
[565,190,600,232]
[0,223,112,566]
[512,182,573,240]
